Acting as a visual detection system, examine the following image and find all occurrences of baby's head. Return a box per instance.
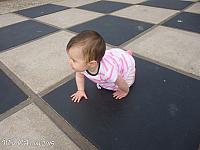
[66,30,106,72]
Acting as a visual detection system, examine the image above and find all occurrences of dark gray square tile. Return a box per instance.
[68,15,153,46]
[43,57,200,150]
[15,4,69,18]
[78,0,132,13]
[0,70,28,114]
[163,12,200,33]
[0,20,59,52]
[140,0,193,10]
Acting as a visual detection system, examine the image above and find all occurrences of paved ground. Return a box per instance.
[0,0,200,149]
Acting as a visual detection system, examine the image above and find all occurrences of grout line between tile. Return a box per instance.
[38,73,75,97]
[0,98,32,122]
[120,12,182,48]
[121,0,198,48]
[0,60,36,98]
[118,3,200,80]
[0,30,62,54]
[0,0,65,15]
[34,96,98,150]
[0,1,199,148]
[0,60,97,149]
[0,11,105,54]
[0,60,39,121]
[2,1,197,54]
[1,1,199,96]
[131,53,200,80]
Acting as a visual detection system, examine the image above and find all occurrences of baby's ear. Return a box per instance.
[88,60,97,67]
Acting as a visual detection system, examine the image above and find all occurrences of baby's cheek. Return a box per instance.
[68,59,72,65]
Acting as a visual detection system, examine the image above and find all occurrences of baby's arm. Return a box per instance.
[70,72,88,103]
[113,75,129,100]
[76,72,85,91]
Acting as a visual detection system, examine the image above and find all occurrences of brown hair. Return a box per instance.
[66,30,106,63]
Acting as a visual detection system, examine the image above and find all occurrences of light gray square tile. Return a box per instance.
[35,8,104,28]
[184,2,200,14]
[0,13,28,28]
[124,26,200,77]
[111,5,179,24]
[0,103,80,150]
[181,0,198,2]
[0,0,62,14]
[52,0,100,7]
[0,31,75,94]
[107,0,146,4]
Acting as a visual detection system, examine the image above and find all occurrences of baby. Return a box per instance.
[66,30,135,103]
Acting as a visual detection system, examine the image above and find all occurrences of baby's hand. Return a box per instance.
[113,90,128,100]
[70,90,88,103]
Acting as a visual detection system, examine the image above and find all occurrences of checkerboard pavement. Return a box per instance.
[0,0,200,149]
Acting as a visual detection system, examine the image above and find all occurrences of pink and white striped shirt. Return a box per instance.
[83,48,136,91]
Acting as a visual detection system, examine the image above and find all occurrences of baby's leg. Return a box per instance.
[126,67,136,87]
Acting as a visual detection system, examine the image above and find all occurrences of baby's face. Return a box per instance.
[67,46,87,72]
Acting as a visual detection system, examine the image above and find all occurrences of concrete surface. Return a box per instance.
[0,0,63,14]
[0,103,80,150]
[111,5,179,24]
[52,0,100,7]
[184,2,200,14]
[124,26,200,77]
[36,8,104,28]
[0,13,28,28]
[0,0,199,149]
[0,31,75,93]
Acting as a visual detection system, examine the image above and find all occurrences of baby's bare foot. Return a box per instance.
[127,50,133,56]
